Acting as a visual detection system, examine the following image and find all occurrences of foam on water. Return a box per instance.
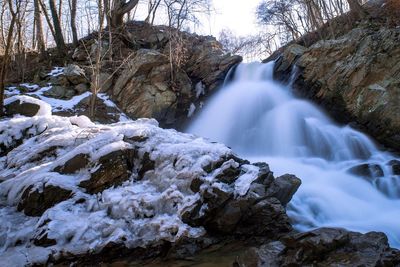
[188,62,400,247]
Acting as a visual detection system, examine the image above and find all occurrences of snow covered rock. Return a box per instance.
[0,98,300,265]
[4,95,51,117]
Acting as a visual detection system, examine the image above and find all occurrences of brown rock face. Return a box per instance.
[54,153,90,174]
[182,35,243,91]
[18,185,73,216]
[79,149,135,194]
[235,228,400,267]
[274,26,400,151]
[71,22,242,127]
[113,49,192,126]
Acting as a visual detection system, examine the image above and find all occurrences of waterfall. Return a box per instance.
[187,62,400,248]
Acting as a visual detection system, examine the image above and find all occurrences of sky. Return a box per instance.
[135,0,262,38]
[207,0,262,37]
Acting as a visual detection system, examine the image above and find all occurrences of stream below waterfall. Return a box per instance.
[187,62,400,248]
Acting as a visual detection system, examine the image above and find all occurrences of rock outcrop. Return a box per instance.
[272,24,400,151]
[112,49,192,124]
[0,96,296,266]
[235,228,400,267]
[71,21,242,127]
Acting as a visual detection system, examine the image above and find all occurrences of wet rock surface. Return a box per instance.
[235,228,400,267]
[348,163,384,179]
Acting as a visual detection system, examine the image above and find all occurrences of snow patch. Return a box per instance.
[234,164,260,196]
[47,67,64,77]
[188,103,196,118]
[195,82,205,98]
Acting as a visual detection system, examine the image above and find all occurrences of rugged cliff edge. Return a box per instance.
[272,21,400,152]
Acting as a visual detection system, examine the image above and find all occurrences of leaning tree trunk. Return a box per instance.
[69,0,78,46]
[0,0,17,116]
[49,0,66,55]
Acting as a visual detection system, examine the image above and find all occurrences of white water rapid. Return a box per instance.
[187,62,400,248]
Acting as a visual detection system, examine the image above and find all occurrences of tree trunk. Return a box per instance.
[34,0,46,56]
[109,0,139,29]
[69,0,78,46]
[49,0,66,55]
[347,0,366,18]
[0,0,17,116]
[38,0,56,41]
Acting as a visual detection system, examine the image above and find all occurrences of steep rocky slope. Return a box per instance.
[272,21,400,152]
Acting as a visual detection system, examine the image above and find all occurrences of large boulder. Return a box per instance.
[273,25,400,151]
[71,22,242,127]
[43,85,77,100]
[4,99,40,117]
[181,160,301,237]
[112,49,192,126]
[3,95,51,117]
[63,64,88,85]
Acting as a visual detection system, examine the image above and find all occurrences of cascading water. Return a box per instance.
[187,62,400,247]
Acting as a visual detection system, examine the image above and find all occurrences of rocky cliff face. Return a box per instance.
[272,23,400,151]
[70,21,242,128]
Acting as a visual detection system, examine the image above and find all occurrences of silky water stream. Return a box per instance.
[187,62,400,247]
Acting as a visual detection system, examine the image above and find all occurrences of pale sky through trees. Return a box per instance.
[208,0,260,36]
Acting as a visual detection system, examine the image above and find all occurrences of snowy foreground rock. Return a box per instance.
[0,96,300,265]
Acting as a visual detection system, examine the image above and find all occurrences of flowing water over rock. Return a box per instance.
[188,62,400,248]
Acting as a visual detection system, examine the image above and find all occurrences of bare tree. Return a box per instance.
[145,0,162,25]
[49,0,66,54]
[69,0,78,46]
[0,0,19,115]
[108,0,139,29]
[163,0,211,29]
[34,0,46,56]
